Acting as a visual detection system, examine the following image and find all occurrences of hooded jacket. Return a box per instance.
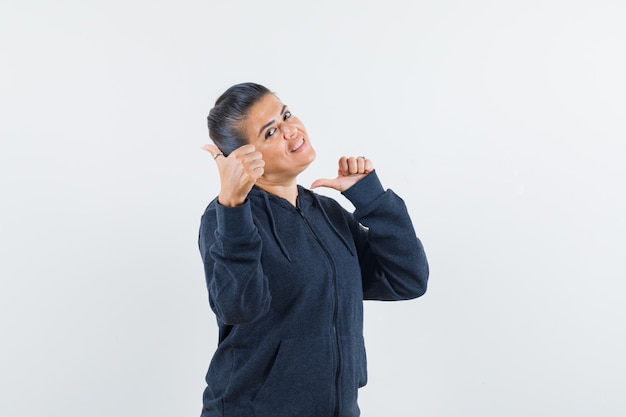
[198,171,428,417]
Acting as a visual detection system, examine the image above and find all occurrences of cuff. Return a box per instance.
[341,170,385,209]
[215,199,256,237]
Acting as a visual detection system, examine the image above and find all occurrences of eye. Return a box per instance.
[265,128,276,140]
[283,111,292,120]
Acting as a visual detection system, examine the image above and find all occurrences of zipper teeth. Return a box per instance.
[296,206,341,417]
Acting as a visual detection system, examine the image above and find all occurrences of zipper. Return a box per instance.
[295,203,341,417]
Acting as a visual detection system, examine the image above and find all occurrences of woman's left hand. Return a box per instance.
[311,156,373,192]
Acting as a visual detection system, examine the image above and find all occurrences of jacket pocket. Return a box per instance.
[252,337,335,417]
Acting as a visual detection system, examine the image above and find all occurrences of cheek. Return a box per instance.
[296,120,307,132]
[258,146,280,164]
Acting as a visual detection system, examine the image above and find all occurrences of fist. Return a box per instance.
[311,156,373,192]
[202,144,265,206]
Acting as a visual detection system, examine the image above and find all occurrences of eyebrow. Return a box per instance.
[257,105,287,137]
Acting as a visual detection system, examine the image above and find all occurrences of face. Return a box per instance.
[241,93,316,182]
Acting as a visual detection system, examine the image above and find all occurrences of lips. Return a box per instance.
[291,138,305,152]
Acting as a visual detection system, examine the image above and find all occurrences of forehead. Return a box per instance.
[248,94,283,122]
[242,93,284,138]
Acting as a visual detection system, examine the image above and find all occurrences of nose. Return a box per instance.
[281,124,297,140]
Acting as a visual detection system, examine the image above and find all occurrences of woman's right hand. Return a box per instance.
[202,144,265,207]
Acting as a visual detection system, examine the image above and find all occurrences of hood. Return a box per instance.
[248,186,355,262]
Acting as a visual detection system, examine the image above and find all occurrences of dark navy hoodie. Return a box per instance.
[198,171,428,417]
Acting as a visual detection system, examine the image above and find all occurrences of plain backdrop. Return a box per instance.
[1,1,625,416]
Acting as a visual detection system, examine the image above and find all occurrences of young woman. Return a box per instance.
[199,82,429,417]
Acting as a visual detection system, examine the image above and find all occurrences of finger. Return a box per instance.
[201,144,228,167]
[338,156,349,176]
[202,143,221,156]
[363,158,374,173]
[251,165,265,181]
[228,145,264,168]
[348,157,370,174]
[311,178,341,190]
[235,153,264,174]
[347,157,359,174]
[241,164,265,183]
[356,156,365,173]
[230,144,257,156]
[245,157,266,173]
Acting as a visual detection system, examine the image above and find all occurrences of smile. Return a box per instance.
[291,138,305,152]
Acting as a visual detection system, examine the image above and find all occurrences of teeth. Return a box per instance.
[292,138,304,152]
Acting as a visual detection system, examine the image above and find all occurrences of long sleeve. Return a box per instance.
[198,199,271,325]
[342,171,429,300]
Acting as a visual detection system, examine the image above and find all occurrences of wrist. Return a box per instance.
[218,192,246,207]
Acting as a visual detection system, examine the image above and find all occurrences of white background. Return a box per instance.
[2,1,625,416]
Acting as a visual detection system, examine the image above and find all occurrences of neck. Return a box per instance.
[255,178,299,206]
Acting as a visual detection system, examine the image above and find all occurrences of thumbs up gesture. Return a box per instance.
[202,144,265,207]
[311,156,373,192]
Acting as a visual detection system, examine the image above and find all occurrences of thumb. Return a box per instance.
[201,144,225,161]
[311,178,341,190]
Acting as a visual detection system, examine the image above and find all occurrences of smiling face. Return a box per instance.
[241,93,316,183]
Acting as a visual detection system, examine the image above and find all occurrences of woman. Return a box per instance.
[199,82,428,417]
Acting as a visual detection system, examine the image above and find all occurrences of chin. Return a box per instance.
[296,152,316,175]
[306,146,316,163]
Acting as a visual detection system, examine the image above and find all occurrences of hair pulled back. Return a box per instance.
[207,82,271,156]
